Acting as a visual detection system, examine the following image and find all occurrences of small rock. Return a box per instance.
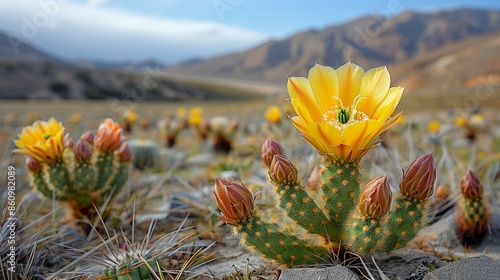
[278,266,359,280]
[423,255,500,280]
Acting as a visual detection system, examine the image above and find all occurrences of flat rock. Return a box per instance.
[278,266,359,280]
[423,255,500,280]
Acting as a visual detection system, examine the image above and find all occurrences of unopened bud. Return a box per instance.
[64,134,74,148]
[73,139,93,161]
[308,165,321,190]
[269,155,298,184]
[434,183,450,204]
[25,156,43,172]
[81,131,94,144]
[400,153,436,200]
[116,142,131,162]
[460,170,483,199]
[358,176,392,218]
[261,138,286,168]
[213,178,255,224]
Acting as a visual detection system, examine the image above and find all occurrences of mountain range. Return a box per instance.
[169,8,500,84]
[0,7,499,100]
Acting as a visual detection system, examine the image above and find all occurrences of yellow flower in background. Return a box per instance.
[265,105,282,124]
[124,109,137,123]
[288,62,403,162]
[14,118,65,163]
[68,113,82,124]
[427,120,441,133]
[455,116,466,127]
[188,107,204,126]
[176,107,187,119]
[469,113,485,126]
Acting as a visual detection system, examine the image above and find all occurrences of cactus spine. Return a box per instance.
[128,139,160,170]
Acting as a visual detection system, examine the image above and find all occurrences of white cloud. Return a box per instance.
[87,0,108,6]
[0,0,268,63]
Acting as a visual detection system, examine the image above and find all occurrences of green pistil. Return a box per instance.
[338,109,350,124]
[43,133,51,140]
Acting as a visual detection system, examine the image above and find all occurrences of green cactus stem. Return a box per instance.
[102,254,161,280]
[382,195,430,251]
[344,212,387,255]
[235,213,330,266]
[320,159,361,238]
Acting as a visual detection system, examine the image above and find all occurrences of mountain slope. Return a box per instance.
[169,8,500,84]
[0,32,58,62]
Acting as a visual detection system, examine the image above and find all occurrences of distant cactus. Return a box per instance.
[15,118,130,222]
[128,139,160,170]
[207,116,238,153]
[102,248,161,280]
[455,170,491,246]
[213,62,436,266]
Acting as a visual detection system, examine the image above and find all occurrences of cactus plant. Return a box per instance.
[455,170,491,246]
[128,138,160,170]
[213,62,436,266]
[207,116,238,153]
[102,248,161,280]
[14,118,130,222]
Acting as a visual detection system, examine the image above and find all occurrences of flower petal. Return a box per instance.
[336,62,365,107]
[308,64,340,112]
[287,77,321,121]
[358,66,391,117]
[370,86,404,120]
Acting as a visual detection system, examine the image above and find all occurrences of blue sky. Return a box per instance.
[1,0,499,64]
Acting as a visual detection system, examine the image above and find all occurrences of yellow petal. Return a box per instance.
[370,86,404,120]
[290,116,309,133]
[290,98,315,124]
[358,66,391,117]
[307,64,340,112]
[343,120,379,149]
[336,62,365,107]
[287,77,321,121]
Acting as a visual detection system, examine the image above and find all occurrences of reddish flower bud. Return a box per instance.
[73,139,93,161]
[269,155,298,184]
[116,142,132,162]
[94,118,124,152]
[261,138,286,168]
[358,176,392,218]
[213,178,255,224]
[400,153,436,200]
[460,170,483,199]
[81,131,94,144]
[64,134,74,148]
[25,156,43,172]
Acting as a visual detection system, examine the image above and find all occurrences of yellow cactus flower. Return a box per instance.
[427,120,441,133]
[14,118,65,163]
[176,107,187,119]
[288,62,403,162]
[68,113,82,124]
[265,106,282,124]
[455,116,467,127]
[124,109,137,123]
[188,107,203,126]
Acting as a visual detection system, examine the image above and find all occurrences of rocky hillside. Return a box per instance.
[169,8,500,84]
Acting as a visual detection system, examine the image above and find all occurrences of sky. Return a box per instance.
[1,0,499,65]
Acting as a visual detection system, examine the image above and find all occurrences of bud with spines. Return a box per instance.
[455,170,491,246]
[382,153,436,251]
[212,177,330,266]
[261,138,285,168]
[345,176,392,255]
